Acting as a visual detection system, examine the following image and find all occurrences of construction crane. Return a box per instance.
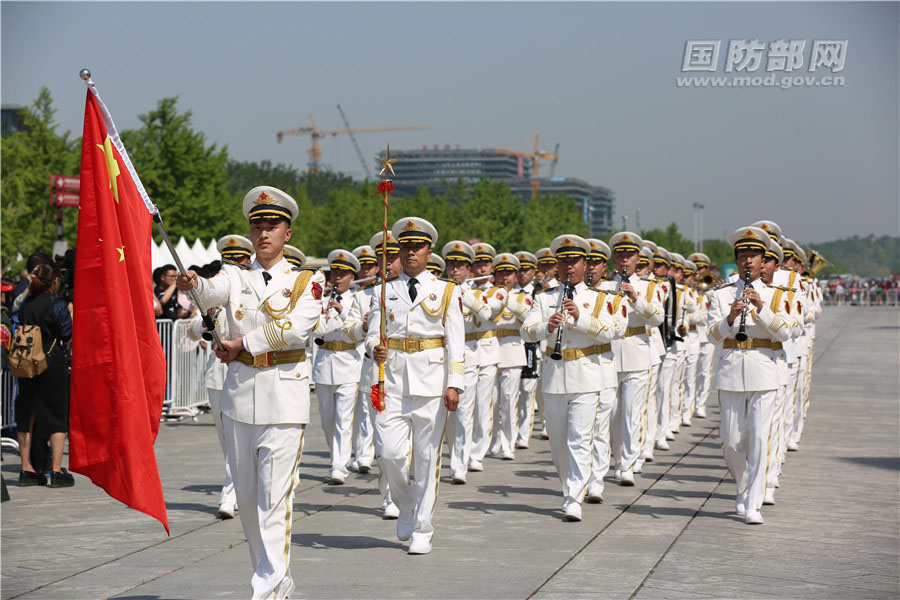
[276,115,431,174]
[493,134,559,198]
[335,104,372,180]
[548,142,560,178]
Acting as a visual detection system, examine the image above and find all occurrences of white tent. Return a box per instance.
[190,238,210,266]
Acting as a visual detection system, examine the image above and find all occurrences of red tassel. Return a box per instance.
[370,384,385,412]
[377,180,395,195]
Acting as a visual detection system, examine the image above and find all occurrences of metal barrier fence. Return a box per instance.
[0,320,212,449]
[1,369,19,451]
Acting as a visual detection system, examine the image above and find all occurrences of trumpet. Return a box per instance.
[549,274,573,361]
[735,268,751,343]
[696,271,717,291]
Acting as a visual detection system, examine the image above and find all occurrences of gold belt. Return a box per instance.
[723,338,783,351]
[495,328,520,339]
[387,336,445,353]
[624,326,648,338]
[236,349,307,369]
[688,324,697,331]
[465,330,496,342]
[560,343,612,360]
[320,340,357,352]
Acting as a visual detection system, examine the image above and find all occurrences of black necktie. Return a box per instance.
[408,278,418,302]
[262,272,271,286]
[335,294,342,304]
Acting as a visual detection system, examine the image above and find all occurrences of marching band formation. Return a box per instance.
[177,186,822,599]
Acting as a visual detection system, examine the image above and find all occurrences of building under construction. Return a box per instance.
[378,147,616,238]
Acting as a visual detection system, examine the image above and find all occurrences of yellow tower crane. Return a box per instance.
[493,134,559,198]
[277,115,431,174]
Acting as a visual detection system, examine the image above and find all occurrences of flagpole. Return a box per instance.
[371,145,398,413]
[80,69,223,351]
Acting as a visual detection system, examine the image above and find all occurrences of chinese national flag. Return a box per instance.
[70,88,169,533]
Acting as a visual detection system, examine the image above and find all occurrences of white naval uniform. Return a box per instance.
[521,282,626,510]
[707,278,792,514]
[449,282,500,477]
[533,276,559,435]
[196,258,324,599]
[365,271,465,547]
[694,288,716,417]
[469,285,509,464]
[515,282,540,447]
[612,274,665,475]
[681,287,701,422]
[666,284,695,433]
[342,282,392,507]
[312,291,363,479]
[187,313,235,510]
[641,277,668,463]
[492,289,532,457]
[587,283,629,496]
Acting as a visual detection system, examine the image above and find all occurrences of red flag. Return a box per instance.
[70,88,169,533]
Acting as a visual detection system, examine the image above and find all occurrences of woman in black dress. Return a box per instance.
[17,262,74,487]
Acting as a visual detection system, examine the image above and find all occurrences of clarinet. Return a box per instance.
[522,285,540,378]
[735,268,751,342]
[666,275,684,346]
[550,275,573,361]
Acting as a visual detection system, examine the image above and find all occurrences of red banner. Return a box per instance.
[70,89,169,534]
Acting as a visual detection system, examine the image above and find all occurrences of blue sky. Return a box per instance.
[2,1,898,243]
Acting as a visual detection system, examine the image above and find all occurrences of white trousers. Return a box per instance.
[640,363,660,462]
[695,342,715,411]
[587,387,617,493]
[545,391,600,505]
[516,376,539,446]
[354,386,376,468]
[767,383,787,490]
[470,364,498,462]
[781,362,799,463]
[316,382,357,476]
[615,370,650,472]
[668,353,686,429]
[449,362,479,475]
[655,356,676,443]
[208,389,235,506]
[223,416,305,600]
[789,353,808,445]
[718,389,776,511]
[496,366,523,454]
[682,351,699,420]
[377,392,447,544]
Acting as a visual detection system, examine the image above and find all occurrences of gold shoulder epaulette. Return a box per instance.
[438,277,456,284]
[712,281,734,290]
[222,259,251,270]
[640,276,654,281]
[291,266,317,272]
[537,286,556,294]
[362,281,380,290]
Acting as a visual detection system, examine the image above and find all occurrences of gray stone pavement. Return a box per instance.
[1,306,897,599]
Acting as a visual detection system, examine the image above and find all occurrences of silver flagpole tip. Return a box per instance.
[79,69,91,80]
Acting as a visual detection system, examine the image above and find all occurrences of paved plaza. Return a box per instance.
[2,305,898,599]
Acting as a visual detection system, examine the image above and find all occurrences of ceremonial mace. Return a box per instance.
[371,146,399,412]
[81,69,223,351]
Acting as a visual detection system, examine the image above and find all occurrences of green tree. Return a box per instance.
[521,192,588,252]
[1,88,80,275]
[119,97,238,242]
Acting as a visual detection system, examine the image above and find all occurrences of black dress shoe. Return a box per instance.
[49,469,75,488]
[19,470,47,487]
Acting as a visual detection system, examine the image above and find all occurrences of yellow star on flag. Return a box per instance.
[116,245,125,262]
[97,135,121,204]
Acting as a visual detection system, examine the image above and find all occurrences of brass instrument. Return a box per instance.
[807,250,830,277]
[696,271,717,292]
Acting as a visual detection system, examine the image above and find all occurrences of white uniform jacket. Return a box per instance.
[469,285,508,367]
[706,279,793,392]
[365,272,465,397]
[459,282,498,367]
[312,291,363,386]
[648,277,670,359]
[613,274,665,373]
[494,289,532,369]
[521,282,627,394]
[196,259,325,425]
